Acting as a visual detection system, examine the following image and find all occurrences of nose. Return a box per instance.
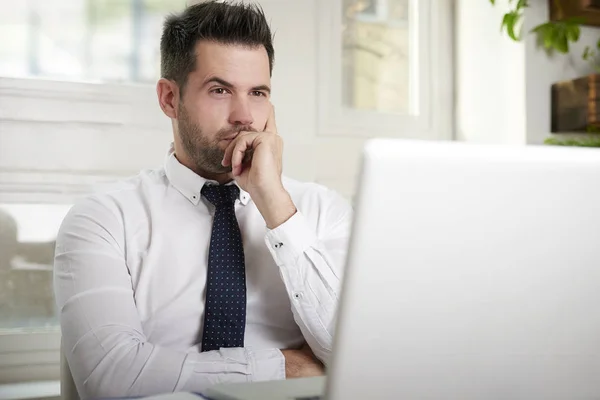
[228,95,254,127]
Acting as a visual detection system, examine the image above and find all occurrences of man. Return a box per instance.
[54,2,352,399]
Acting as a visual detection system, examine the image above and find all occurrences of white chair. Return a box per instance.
[60,341,80,400]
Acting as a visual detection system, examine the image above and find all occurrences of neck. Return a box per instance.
[196,169,234,185]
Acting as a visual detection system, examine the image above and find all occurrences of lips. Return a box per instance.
[221,133,240,141]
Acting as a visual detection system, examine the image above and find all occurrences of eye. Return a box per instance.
[211,88,229,95]
[250,91,267,97]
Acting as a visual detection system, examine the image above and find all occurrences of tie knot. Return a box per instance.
[201,184,240,208]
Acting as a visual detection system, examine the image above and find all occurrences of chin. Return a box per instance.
[215,162,232,173]
[202,163,232,175]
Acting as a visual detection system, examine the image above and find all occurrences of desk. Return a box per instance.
[101,393,209,400]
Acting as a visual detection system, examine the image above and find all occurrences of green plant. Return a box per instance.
[490,1,600,146]
[490,0,600,71]
[582,38,600,73]
[544,136,600,147]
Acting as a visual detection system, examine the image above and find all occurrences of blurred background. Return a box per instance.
[1,0,599,397]
[0,0,434,341]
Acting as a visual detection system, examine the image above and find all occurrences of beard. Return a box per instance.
[177,104,254,175]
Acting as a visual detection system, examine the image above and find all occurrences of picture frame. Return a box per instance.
[550,0,600,27]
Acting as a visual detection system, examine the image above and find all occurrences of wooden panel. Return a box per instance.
[551,74,600,132]
[550,0,600,26]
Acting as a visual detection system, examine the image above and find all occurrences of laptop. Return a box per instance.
[205,138,600,400]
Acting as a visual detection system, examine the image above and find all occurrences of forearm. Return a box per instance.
[55,196,285,400]
[61,290,286,399]
[265,211,350,364]
[74,343,284,399]
[278,244,341,363]
[252,187,297,229]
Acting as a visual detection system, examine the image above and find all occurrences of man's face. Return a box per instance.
[176,40,272,175]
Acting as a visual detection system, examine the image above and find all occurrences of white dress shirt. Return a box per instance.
[54,145,353,399]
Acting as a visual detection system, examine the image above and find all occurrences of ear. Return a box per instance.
[156,78,181,119]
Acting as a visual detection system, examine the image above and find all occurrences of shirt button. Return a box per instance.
[293,292,303,300]
[274,242,283,249]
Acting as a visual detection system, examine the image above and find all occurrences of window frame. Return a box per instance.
[317,0,454,140]
[0,329,62,384]
[0,6,176,381]
[355,0,389,22]
[0,77,166,383]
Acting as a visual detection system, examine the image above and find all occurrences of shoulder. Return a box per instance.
[91,167,167,205]
[58,167,167,240]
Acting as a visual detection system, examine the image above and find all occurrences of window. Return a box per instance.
[0,204,69,383]
[343,0,411,114]
[0,0,186,83]
[0,0,183,384]
[356,0,379,19]
[0,204,71,331]
[318,0,453,139]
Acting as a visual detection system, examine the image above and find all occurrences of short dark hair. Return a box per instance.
[160,1,275,92]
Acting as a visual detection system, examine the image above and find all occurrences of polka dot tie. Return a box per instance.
[200,183,246,352]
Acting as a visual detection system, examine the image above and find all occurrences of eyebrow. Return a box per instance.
[251,85,272,94]
[204,77,271,94]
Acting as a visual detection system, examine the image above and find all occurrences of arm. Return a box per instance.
[220,105,352,366]
[263,191,352,365]
[54,196,284,400]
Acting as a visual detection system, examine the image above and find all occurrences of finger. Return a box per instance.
[222,138,237,167]
[264,103,277,134]
[222,132,251,167]
[231,134,258,175]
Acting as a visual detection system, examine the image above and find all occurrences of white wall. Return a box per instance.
[455,0,527,144]
[455,0,598,145]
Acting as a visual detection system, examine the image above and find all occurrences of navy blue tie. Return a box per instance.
[201,183,247,352]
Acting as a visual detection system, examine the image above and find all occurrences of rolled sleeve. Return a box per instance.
[262,196,352,365]
[56,196,286,399]
[248,348,286,381]
[175,348,285,392]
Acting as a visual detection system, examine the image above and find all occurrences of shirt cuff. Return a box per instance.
[264,211,318,266]
[248,348,286,382]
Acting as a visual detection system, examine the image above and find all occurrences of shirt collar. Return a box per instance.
[164,143,251,206]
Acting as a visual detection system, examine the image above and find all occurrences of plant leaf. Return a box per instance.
[531,21,551,34]
[502,12,522,41]
[555,32,569,53]
[566,24,580,42]
[583,46,591,60]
